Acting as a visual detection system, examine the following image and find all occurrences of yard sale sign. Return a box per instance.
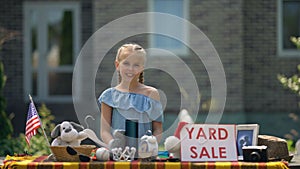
[180,124,238,161]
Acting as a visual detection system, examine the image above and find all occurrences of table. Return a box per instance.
[288,154,300,169]
[1,156,289,169]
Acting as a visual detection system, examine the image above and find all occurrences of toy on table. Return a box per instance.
[111,146,136,161]
[50,118,108,147]
[96,129,136,161]
[164,109,194,160]
[108,130,126,150]
[95,147,110,161]
[96,130,159,161]
[49,120,108,162]
[138,130,158,161]
[50,121,87,146]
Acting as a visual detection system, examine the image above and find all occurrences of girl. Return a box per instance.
[98,43,163,148]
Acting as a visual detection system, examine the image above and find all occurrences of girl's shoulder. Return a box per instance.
[98,87,114,103]
[113,84,160,101]
[99,87,114,96]
[140,85,160,101]
[99,86,159,101]
[98,87,163,115]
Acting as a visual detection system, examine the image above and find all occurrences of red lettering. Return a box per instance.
[189,146,228,159]
[219,147,227,158]
[209,128,217,140]
[196,128,207,139]
[190,146,197,158]
[199,147,210,158]
[211,147,218,158]
[186,127,194,139]
[218,128,228,140]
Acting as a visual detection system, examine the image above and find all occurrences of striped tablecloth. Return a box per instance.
[1,155,289,169]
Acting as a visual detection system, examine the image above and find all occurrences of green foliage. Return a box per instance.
[0,137,27,156]
[0,27,55,156]
[290,36,300,49]
[277,65,300,96]
[0,104,55,156]
[286,139,296,153]
[277,36,300,151]
[278,37,300,96]
[0,27,19,143]
[59,11,73,65]
[0,62,13,141]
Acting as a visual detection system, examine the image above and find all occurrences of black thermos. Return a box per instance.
[125,119,139,157]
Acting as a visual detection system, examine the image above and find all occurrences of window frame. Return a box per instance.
[23,1,81,102]
[277,0,300,57]
[148,0,190,57]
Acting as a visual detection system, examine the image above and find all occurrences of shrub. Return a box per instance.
[0,103,55,156]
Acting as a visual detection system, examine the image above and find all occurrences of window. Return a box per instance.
[278,0,300,56]
[23,2,81,102]
[149,0,189,56]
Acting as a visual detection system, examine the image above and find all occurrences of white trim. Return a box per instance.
[23,1,80,102]
[23,1,79,10]
[73,3,81,63]
[23,4,32,100]
[31,95,72,103]
[277,0,300,57]
[39,8,47,100]
[48,66,74,72]
[148,0,190,57]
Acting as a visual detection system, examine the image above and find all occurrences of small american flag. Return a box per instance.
[25,102,41,146]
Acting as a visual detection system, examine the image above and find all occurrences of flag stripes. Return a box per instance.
[25,102,41,146]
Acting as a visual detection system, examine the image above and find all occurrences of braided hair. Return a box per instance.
[116,43,146,84]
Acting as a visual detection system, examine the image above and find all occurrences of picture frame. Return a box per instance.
[236,124,259,160]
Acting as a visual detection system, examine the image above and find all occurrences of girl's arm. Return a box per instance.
[148,88,163,143]
[152,121,163,143]
[100,102,114,145]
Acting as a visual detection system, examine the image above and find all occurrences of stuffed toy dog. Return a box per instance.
[51,121,88,146]
[164,109,194,159]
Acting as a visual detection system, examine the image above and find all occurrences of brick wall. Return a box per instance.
[244,0,300,113]
[189,0,244,114]
[0,0,94,134]
[0,0,26,135]
[0,0,23,105]
[2,0,300,137]
[93,0,244,116]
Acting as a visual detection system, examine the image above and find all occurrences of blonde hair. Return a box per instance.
[116,43,146,84]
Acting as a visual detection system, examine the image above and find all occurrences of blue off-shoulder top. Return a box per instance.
[98,87,164,138]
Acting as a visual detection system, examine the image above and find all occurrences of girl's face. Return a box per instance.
[116,53,145,83]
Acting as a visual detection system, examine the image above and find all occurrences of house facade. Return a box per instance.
[1,0,300,140]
